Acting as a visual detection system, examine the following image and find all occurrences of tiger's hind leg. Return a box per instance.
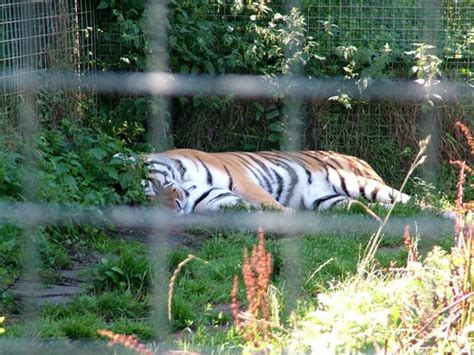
[233,181,285,211]
[309,176,411,211]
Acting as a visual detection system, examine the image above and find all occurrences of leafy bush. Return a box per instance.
[36,121,147,206]
[0,121,148,297]
[92,242,150,298]
[1,121,147,206]
[0,151,23,200]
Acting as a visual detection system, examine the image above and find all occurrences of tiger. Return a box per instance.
[140,149,411,214]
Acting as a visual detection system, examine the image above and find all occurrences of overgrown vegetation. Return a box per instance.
[0,121,147,310]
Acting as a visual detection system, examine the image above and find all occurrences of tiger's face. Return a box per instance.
[145,179,186,214]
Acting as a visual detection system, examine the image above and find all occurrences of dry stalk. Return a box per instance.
[398,121,474,352]
[452,160,466,242]
[168,254,209,321]
[230,275,241,328]
[449,121,474,334]
[403,225,419,263]
[97,329,153,355]
[347,199,382,223]
[455,121,474,156]
[358,136,430,276]
[305,257,335,286]
[400,292,474,350]
[231,227,274,347]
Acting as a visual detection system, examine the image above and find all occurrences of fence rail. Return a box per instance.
[1,71,473,100]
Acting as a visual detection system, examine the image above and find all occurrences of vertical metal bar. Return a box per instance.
[144,0,172,341]
[420,0,442,186]
[146,1,171,152]
[17,0,40,337]
[280,0,304,313]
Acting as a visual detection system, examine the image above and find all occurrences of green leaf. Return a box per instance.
[268,122,284,132]
[55,163,69,175]
[111,266,125,275]
[105,271,120,284]
[89,148,108,161]
[253,102,265,113]
[131,0,145,12]
[266,110,280,119]
[204,60,216,74]
[97,1,109,10]
[268,133,282,143]
[105,166,119,181]
[118,171,133,189]
[64,175,77,190]
[84,192,99,202]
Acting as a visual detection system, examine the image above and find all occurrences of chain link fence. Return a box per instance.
[0,0,95,145]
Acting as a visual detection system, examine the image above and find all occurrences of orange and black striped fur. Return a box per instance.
[142,149,410,214]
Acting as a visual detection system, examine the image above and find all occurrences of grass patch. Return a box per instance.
[1,204,454,349]
[92,240,150,298]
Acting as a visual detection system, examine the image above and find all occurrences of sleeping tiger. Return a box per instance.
[139,149,410,215]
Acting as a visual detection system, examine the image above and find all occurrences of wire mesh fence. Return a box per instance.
[0,0,95,145]
[0,0,473,352]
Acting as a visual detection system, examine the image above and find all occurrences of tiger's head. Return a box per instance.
[141,156,188,214]
[145,179,186,214]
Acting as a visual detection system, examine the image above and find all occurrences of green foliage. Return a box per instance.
[169,1,321,149]
[92,241,150,298]
[0,151,23,200]
[1,121,147,206]
[96,0,147,71]
[0,122,148,311]
[287,247,462,353]
[35,121,146,206]
[94,0,151,141]
[0,225,22,293]
[42,292,149,321]
[38,232,72,270]
[169,1,319,76]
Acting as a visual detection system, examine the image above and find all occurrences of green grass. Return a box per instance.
[1,205,454,351]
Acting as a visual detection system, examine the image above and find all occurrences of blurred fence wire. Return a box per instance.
[1,70,473,100]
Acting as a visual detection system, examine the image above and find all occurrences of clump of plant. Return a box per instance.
[231,227,279,349]
[98,329,152,355]
[36,121,147,206]
[0,120,151,301]
[92,242,150,299]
